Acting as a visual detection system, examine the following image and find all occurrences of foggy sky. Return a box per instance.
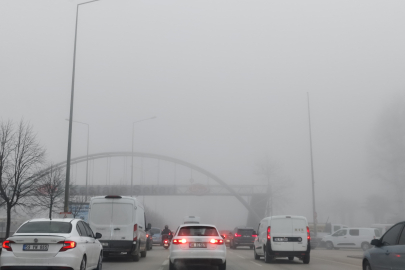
[1,0,405,228]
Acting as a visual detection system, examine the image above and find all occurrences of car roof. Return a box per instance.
[25,218,77,223]
[178,223,217,228]
[235,227,254,229]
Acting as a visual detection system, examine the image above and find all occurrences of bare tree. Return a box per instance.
[255,156,291,216]
[31,166,65,219]
[69,183,88,219]
[369,95,405,219]
[0,120,45,237]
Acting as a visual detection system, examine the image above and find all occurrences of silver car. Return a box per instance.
[363,221,405,270]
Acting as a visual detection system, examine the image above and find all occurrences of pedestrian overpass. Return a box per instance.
[39,152,270,228]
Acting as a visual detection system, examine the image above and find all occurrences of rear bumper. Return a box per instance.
[0,249,79,270]
[266,240,310,258]
[101,240,136,254]
[170,248,226,264]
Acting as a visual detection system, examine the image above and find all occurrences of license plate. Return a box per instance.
[274,237,288,242]
[243,235,250,237]
[189,242,207,248]
[164,243,169,246]
[23,244,49,251]
[102,243,108,247]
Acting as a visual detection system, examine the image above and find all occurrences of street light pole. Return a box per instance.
[66,119,90,202]
[64,0,100,213]
[130,116,156,195]
[307,93,318,237]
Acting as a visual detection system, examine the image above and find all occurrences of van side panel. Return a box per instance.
[292,218,308,251]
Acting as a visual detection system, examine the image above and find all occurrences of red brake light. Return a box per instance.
[146,234,149,238]
[2,240,14,251]
[209,239,224,244]
[235,233,242,237]
[164,240,168,243]
[173,238,187,244]
[307,226,310,240]
[58,241,77,252]
[252,234,258,237]
[134,224,138,241]
[267,226,271,240]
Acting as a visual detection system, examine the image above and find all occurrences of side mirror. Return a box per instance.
[95,232,102,239]
[371,239,382,247]
[221,235,225,239]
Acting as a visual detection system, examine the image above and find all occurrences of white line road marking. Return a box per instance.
[250,261,262,267]
[235,254,245,259]
[312,257,361,268]
[162,260,169,265]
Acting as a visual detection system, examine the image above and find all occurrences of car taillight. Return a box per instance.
[267,226,271,240]
[173,239,187,244]
[2,240,14,251]
[58,241,77,252]
[164,240,168,243]
[252,234,258,237]
[235,233,242,237]
[307,226,310,240]
[146,234,149,238]
[209,239,224,244]
[133,224,138,241]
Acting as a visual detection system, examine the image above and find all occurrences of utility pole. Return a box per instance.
[307,93,318,237]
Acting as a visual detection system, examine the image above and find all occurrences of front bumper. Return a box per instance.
[0,249,80,270]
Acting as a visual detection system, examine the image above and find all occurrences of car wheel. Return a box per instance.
[264,248,273,263]
[132,245,140,262]
[303,254,310,264]
[95,253,103,270]
[169,259,176,270]
[80,256,86,270]
[288,256,294,261]
[361,242,371,251]
[326,241,334,250]
[254,247,260,260]
[141,249,147,258]
[218,261,226,270]
[363,259,372,270]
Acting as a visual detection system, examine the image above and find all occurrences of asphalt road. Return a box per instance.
[102,246,364,270]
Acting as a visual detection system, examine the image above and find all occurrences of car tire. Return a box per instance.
[363,259,372,270]
[303,254,310,264]
[132,245,140,262]
[326,241,334,250]
[264,248,273,263]
[95,253,103,270]
[288,256,294,261]
[169,260,176,270]
[80,256,86,270]
[254,248,260,260]
[218,261,226,270]
[141,249,147,258]
[361,242,371,251]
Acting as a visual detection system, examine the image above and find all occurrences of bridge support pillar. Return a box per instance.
[246,194,268,228]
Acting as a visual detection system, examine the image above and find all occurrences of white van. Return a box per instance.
[183,216,200,224]
[88,195,151,261]
[253,215,310,264]
[322,227,381,250]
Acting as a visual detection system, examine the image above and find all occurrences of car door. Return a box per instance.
[390,223,405,270]
[331,229,347,247]
[370,223,404,270]
[81,221,98,267]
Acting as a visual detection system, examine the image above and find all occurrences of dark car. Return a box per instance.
[146,232,153,250]
[363,221,405,270]
[219,230,232,246]
[229,227,257,249]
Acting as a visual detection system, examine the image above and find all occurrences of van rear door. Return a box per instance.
[89,199,113,240]
[292,218,308,251]
[111,199,134,241]
[271,218,294,251]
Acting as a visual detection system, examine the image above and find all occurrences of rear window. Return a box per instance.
[90,203,112,225]
[151,228,161,235]
[17,222,72,234]
[178,226,218,236]
[237,229,254,236]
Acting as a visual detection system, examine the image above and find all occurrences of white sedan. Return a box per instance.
[169,224,226,270]
[1,218,103,270]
